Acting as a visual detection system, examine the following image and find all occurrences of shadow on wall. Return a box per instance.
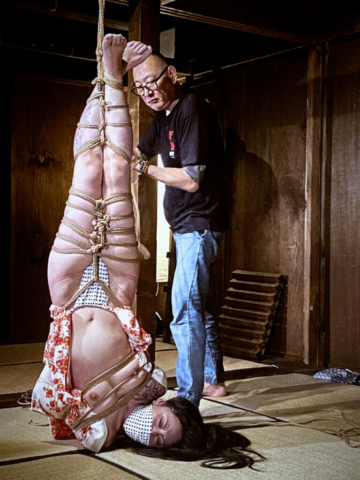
[225,129,287,354]
[225,129,280,276]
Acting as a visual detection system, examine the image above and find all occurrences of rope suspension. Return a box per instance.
[53,0,143,309]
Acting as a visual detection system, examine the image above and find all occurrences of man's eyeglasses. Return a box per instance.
[130,66,169,96]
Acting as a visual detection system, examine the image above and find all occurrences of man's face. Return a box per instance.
[133,57,177,112]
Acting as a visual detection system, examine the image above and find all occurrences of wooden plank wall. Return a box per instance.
[190,55,308,359]
[194,42,360,367]
[327,39,360,369]
[11,75,92,343]
[8,39,359,369]
[222,53,308,358]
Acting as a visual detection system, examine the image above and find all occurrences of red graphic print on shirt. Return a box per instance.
[169,130,175,158]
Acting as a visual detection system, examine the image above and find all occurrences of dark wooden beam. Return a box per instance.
[0,0,128,31]
[109,0,317,43]
[319,42,331,368]
[322,12,360,42]
[303,45,324,366]
[0,42,96,63]
[160,6,316,44]
[128,0,160,361]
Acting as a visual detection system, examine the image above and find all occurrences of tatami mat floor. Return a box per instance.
[1,341,359,479]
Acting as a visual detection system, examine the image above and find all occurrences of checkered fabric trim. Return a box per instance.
[73,258,113,312]
[123,405,153,445]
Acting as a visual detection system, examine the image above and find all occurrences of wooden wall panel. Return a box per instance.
[128,0,160,360]
[11,75,92,343]
[328,39,360,369]
[223,55,308,357]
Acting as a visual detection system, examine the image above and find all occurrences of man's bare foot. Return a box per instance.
[202,382,227,397]
[123,41,152,74]
[102,33,127,81]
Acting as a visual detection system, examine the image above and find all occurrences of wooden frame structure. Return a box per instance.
[5,0,360,370]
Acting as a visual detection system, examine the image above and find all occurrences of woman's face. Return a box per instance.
[149,402,182,448]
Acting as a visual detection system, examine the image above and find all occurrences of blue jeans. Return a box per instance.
[171,230,225,407]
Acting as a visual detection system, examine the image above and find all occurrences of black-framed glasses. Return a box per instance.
[130,66,169,96]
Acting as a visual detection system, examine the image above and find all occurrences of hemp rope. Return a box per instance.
[53,0,151,310]
[71,353,154,431]
[27,0,155,435]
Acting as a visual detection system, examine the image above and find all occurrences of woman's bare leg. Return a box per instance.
[48,34,151,307]
[48,89,103,306]
[101,35,151,306]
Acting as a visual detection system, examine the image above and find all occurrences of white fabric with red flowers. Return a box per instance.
[30,304,155,451]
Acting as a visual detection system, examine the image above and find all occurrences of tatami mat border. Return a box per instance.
[202,395,287,423]
[0,451,151,479]
[0,450,91,468]
[95,455,151,480]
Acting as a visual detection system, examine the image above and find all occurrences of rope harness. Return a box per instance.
[68,350,154,431]
[53,0,139,310]
[47,1,155,431]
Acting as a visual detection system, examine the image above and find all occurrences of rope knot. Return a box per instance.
[92,77,105,87]
[89,231,99,245]
[95,199,106,212]
[96,215,110,231]
[91,244,102,254]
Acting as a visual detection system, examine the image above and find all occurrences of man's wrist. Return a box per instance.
[138,159,150,175]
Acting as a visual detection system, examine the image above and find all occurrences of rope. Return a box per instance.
[48,0,154,436]
[96,0,105,85]
[71,355,154,431]
[106,139,131,162]
[104,73,125,90]
[53,186,140,309]
[81,351,136,396]
[73,0,129,162]
[54,0,146,309]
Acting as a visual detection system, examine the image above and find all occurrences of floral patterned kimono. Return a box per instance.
[31,304,158,449]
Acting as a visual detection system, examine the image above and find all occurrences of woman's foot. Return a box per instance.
[123,41,152,74]
[202,382,227,397]
[102,33,127,82]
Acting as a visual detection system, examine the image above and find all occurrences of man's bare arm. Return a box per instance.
[131,148,199,192]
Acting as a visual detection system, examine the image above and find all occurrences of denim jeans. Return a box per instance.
[171,230,225,407]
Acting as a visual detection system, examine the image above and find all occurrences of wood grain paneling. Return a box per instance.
[328,39,360,369]
[11,75,92,343]
[128,0,160,360]
[223,54,308,357]
[304,46,323,366]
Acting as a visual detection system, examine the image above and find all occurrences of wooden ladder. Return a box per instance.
[219,270,286,359]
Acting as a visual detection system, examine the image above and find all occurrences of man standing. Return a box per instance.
[131,53,229,407]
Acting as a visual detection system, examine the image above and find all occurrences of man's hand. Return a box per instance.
[131,147,150,171]
[131,147,199,192]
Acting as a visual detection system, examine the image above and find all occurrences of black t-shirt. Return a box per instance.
[138,89,229,233]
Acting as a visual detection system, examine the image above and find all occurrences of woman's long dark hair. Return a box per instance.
[125,397,265,469]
